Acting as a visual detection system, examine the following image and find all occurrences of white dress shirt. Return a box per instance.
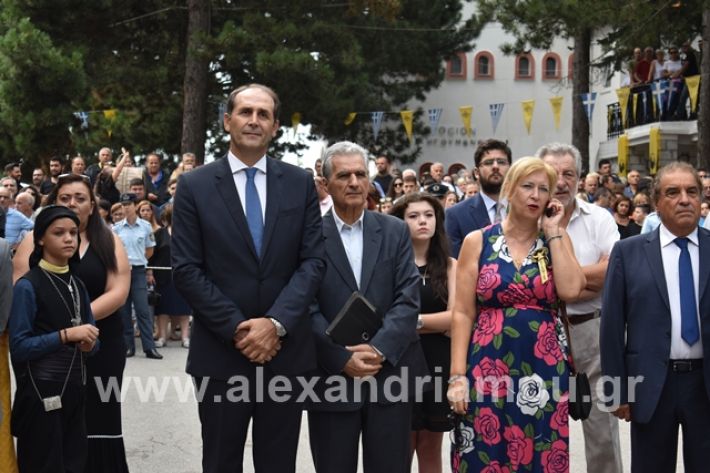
[228,152,267,220]
[479,191,507,224]
[659,224,703,359]
[332,210,365,289]
[565,199,620,315]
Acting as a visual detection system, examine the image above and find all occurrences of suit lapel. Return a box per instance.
[323,213,359,291]
[644,229,671,312]
[214,157,258,258]
[261,158,282,258]
[470,193,491,227]
[359,211,382,294]
[698,228,710,306]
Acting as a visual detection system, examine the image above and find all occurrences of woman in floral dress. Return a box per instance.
[448,157,586,473]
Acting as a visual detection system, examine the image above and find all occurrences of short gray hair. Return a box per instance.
[535,142,583,176]
[322,141,369,179]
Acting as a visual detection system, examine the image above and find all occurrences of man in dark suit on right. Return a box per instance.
[445,139,511,257]
[601,161,710,472]
[308,141,427,473]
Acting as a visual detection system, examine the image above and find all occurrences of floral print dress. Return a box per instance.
[452,224,569,473]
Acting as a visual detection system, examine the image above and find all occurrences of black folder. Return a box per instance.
[326,292,382,346]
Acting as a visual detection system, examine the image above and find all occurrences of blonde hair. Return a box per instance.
[500,157,557,202]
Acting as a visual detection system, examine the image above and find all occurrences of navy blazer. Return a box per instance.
[600,227,710,423]
[308,211,428,411]
[171,156,325,380]
[445,193,490,258]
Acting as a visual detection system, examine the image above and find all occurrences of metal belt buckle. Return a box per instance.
[672,360,692,373]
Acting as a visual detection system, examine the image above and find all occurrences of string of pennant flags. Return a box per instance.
[74,75,700,144]
[333,96,564,143]
[326,75,701,144]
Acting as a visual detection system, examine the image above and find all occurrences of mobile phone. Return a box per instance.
[544,206,555,218]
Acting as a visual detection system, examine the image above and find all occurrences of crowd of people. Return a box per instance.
[0,82,708,473]
[622,41,701,125]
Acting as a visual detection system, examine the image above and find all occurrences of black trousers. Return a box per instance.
[308,400,412,473]
[12,378,87,473]
[194,372,303,473]
[631,366,710,473]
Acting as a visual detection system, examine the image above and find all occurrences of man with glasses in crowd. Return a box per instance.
[445,138,511,258]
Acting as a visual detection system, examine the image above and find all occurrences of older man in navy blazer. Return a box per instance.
[445,139,511,257]
[172,84,325,473]
[308,141,427,473]
[601,162,710,473]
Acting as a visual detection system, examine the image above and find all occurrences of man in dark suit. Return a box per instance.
[171,84,325,473]
[601,162,710,473]
[308,141,427,473]
[445,139,511,257]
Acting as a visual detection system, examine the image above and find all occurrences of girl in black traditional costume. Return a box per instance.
[8,206,99,473]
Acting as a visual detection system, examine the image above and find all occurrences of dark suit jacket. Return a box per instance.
[308,211,427,411]
[171,156,325,380]
[445,192,490,258]
[600,227,710,424]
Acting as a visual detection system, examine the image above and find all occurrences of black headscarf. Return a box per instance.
[30,205,81,268]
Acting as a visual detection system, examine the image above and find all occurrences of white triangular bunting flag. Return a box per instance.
[489,103,504,134]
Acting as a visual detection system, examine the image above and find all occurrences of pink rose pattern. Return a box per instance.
[454,225,568,473]
[472,357,511,398]
[478,263,503,300]
[504,425,534,470]
[550,393,569,437]
[542,440,569,473]
[473,308,505,347]
[481,461,511,473]
[473,407,502,446]
[534,321,564,366]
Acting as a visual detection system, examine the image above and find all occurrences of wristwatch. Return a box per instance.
[416,315,424,330]
[269,318,287,337]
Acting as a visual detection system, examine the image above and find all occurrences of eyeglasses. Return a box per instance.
[394,182,403,187]
[379,197,393,204]
[479,158,509,167]
[58,173,91,183]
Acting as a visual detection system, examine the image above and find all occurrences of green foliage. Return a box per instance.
[0,0,482,168]
[0,17,87,160]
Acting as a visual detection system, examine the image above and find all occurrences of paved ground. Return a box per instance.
[122,343,684,472]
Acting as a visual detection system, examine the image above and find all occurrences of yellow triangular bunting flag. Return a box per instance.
[617,134,629,178]
[521,100,535,135]
[649,127,661,175]
[344,112,357,126]
[459,106,473,137]
[616,88,630,126]
[400,110,414,143]
[685,75,700,112]
[549,97,563,130]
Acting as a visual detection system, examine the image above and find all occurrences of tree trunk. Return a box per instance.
[181,0,210,164]
[572,28,591,173]
[698,8,710,170]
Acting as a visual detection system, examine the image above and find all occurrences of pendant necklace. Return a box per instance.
[41,268,82,327]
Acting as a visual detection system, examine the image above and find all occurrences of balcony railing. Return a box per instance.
[606,80,697,140]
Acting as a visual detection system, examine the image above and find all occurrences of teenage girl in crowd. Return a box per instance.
[9,206,99,472]
[392,192,457,473]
